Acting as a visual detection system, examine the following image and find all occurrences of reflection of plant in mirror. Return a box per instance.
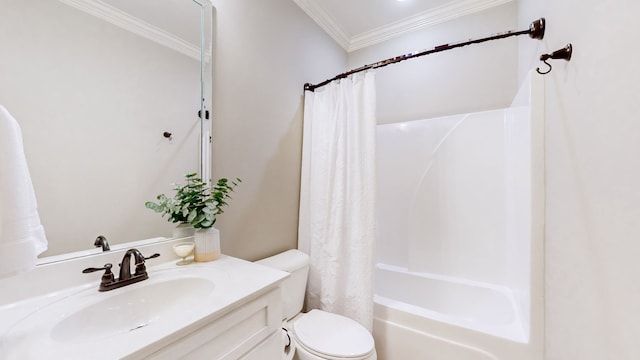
[145,173,241,229]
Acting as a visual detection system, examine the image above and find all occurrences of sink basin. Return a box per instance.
[2,268,216,357]
[52,276,214,343]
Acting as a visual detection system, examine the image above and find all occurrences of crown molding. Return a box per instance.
[349,0,513,51]
[291,0,350,50]
[294,0,513,53]
[57,0,202,61]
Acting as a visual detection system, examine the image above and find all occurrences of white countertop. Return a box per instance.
[0,239,288,359]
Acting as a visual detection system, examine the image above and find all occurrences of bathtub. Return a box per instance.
[372,73,544,359]
[372,264,539,360]
[374,263,527,342]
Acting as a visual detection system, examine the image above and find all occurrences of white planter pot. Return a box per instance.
[194,227,220,262]
[173,223,195,239]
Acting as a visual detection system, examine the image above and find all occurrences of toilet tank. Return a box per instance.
[256,249,309,320]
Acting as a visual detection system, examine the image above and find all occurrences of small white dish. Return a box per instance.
[173,242,195,265]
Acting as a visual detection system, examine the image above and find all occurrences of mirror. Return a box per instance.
[0,0,212,257]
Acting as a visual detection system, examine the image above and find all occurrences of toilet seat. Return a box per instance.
[293,310,375,359]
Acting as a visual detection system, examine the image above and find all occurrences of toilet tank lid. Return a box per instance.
[256,249,309,272]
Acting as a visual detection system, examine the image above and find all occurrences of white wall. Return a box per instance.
[208,0,347,260]
[518,1,640,359]
[0,0,200,256]
[0,0,347,259]
[207,0,640,356]
[0,0,345,259]
[348,2,518,124]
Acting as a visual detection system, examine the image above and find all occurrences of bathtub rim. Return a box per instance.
[374,263,529,343]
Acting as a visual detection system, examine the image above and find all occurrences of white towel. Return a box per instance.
[0,105,47,278]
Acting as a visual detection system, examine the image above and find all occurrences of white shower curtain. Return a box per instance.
[298,72,376,330]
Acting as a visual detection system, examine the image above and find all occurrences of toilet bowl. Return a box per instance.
[290,310,376,360]
[257,250,377,360]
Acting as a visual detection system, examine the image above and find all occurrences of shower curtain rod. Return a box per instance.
[304,18,546,92]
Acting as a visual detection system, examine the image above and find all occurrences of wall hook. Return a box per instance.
[537,43,573,75]
[537,60,553,75]
[163,131,172,140]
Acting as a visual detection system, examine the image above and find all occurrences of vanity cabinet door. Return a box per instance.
[137,287,282,360]
[238,332,281,360]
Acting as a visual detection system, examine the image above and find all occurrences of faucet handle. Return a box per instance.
[134,252,160,276]
[82,263,113,274]
[144,253,160,261]
[82,263,115,290]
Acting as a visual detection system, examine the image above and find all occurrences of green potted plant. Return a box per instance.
[144,174,196,238]
[146,173,241,261]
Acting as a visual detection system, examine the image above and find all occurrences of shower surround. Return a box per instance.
[373,73,544,359]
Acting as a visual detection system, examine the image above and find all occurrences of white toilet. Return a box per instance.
[257,249,377,360]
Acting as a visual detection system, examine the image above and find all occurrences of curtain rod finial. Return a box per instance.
[529,18,545,40]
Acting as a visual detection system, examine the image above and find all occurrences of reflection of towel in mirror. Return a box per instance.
[0,105,47,279]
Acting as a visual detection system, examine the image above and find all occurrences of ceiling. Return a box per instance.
[291,0,513,51]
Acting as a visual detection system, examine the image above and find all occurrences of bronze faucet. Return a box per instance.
[120,248,149,280]
[83,249,160,291]
[93,235,110,251]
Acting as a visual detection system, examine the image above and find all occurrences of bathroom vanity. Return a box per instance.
[0,238,288,359]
